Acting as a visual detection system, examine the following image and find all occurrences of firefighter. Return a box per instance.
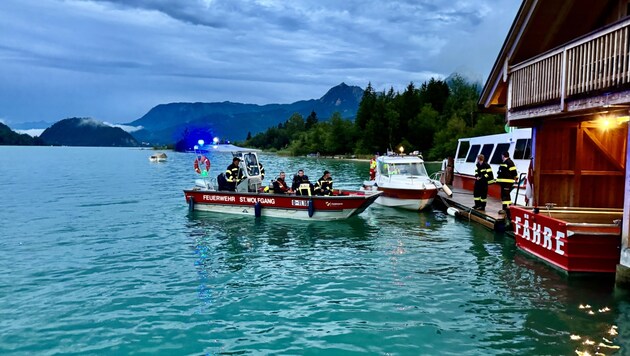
[225,157,244,191]
[473,154,494,211]
[259,162,265,180]
[496,151,518,214]
[292,169,312,196]
[314,170,334,196]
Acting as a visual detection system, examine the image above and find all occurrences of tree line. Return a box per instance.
[242,74,506,160]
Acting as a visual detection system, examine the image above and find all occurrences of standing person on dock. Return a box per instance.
[473,154,494,211]
[496,151,518,215]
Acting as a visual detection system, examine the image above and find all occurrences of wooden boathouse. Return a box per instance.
[479,0,630,282]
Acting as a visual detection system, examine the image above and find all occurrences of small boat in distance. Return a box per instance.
[184,151,381,220]
[149,152,167,162]
[362,153,439,210]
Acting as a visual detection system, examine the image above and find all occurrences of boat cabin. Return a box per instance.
[451,129,532,205]
[234,151,263,193]
[479,0,630,277]
[455,129,532,177]
[376,155,429,178]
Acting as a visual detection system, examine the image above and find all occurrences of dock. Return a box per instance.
[433,187,508,231]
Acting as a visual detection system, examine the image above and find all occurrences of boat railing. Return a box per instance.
[195,177,216,190]
[513,172,528,205]
[429,171,444,184]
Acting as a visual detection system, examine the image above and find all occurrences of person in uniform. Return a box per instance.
[496,151,518,214]
[259,162,265,180]
[225,157,244,191]
[473,154,494,211]
[272,171,293,194]
[369,155,377,180]
[292,169,312,196]
[314,170,334,196]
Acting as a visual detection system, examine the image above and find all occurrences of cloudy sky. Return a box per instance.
[0,0,520,127]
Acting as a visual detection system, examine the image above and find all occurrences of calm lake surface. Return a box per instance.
[1,146,629,355]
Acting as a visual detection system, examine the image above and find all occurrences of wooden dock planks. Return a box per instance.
[434,187,508,231]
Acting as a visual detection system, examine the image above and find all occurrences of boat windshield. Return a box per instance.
[242,152,260,177]
[378,162,428,177]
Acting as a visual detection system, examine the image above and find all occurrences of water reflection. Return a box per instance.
[186,212,380,273]
[183,200,628,354]
[493,248,623,354]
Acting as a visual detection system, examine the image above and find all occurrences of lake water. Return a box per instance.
[0,146,628,355]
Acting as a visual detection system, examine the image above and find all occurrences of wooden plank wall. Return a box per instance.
[535,120,627,208]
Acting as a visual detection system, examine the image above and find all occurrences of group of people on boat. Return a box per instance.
[473,151,518,215]
[269,169,334,196]
[203,155,334,196]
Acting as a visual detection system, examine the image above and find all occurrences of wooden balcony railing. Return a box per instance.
[509,18,630,111]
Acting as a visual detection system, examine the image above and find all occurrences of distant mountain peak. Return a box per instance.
[319,83,363,106]
[40,117,139,147]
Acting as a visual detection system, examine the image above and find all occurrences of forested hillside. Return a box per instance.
[0,122,46,146]
[242,75,505,160]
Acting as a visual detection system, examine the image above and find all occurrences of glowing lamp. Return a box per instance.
[398,146,404,154]
[198,139,205,146]
[213,137,219,144]
[193,145,199,150]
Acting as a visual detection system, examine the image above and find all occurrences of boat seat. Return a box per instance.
[297,183,312,196]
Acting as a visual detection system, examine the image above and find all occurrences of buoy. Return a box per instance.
[188,196,195,212]
[308,199,315,217]
[254,202,262,218]
[446,207,458,217]
[442,184,453,197]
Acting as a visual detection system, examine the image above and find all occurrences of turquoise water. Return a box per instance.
[0,146,628,355]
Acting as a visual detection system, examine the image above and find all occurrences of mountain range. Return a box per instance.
[127,82,364,145]
[2,83,364,147]
[40,118,139,147]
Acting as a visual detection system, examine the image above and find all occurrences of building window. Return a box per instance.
[513,139,532,159]
[491,143,511,164]
[480,144,495,162]
[466,144,481,163]
[456,141,470,159]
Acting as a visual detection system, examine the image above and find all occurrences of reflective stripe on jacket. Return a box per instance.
[496,158,517,183]
[475,162,494,184]
[225,163,241,183]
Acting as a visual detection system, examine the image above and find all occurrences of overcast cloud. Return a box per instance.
[0,0,520,127]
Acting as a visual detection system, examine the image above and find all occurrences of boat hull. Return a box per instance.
[510,206,622,273]
[184,189,381,221]
[373,186,437,210]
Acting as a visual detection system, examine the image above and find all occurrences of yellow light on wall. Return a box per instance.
[617,116,630,124]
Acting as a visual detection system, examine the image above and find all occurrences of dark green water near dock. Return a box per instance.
[0,146,628,355]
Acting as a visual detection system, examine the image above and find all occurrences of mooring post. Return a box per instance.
[617,126,630,287]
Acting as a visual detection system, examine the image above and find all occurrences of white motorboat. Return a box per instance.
[149,152,167,162]
[362,153,439,210]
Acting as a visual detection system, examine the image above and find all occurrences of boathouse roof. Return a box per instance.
[479,0,625,112]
